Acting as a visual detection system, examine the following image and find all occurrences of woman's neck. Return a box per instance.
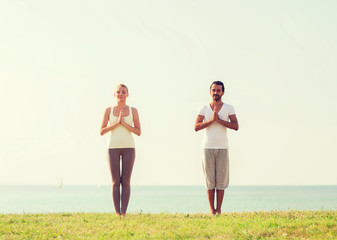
[116,101,127,108]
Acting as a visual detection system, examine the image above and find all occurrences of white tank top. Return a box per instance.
[107,106,135,149]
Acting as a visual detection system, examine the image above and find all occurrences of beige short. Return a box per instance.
[202,149,229,190]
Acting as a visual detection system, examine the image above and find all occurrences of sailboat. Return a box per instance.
[57,177,63,189]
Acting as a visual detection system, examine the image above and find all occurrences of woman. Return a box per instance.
[100,84,141,216]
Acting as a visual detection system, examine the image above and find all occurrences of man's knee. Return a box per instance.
[205,178,216,189]
[215,182,228,190]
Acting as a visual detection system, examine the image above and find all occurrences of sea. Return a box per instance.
[1,185,336,214]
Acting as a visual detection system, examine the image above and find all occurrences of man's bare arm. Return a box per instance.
[216,114,239,131]
[194,115,213,132]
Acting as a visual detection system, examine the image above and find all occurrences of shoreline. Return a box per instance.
[1,209,337,215]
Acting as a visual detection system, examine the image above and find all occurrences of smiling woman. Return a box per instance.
[100,84,141,216]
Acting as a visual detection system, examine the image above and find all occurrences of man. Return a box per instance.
[194,81,239,215]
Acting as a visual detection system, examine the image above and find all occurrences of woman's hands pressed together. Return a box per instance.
[117,107,141,136]
[117,109,124,124]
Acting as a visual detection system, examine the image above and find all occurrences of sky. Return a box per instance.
[0,0,336,186]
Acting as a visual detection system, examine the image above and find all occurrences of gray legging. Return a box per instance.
[108,148,135,214]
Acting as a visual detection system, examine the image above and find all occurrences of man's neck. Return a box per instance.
[210,100,223,106]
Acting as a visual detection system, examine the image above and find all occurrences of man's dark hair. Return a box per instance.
[210,81,225,92]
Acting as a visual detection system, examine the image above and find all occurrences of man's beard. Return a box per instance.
[213,95,220,101]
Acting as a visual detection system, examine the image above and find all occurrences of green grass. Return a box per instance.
[1,211,336,239]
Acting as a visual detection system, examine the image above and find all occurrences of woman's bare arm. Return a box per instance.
[121,107,141,136]
[100,107,121,136]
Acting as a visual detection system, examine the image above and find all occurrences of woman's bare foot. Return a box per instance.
[210,209,216,215]
[215,209,221,215]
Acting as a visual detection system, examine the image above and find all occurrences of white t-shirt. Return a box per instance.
[198,103,236,149]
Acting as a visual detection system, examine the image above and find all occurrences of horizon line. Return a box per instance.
[1,184,337,187]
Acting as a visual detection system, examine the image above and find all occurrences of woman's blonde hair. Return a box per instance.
[115,84,128,93]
